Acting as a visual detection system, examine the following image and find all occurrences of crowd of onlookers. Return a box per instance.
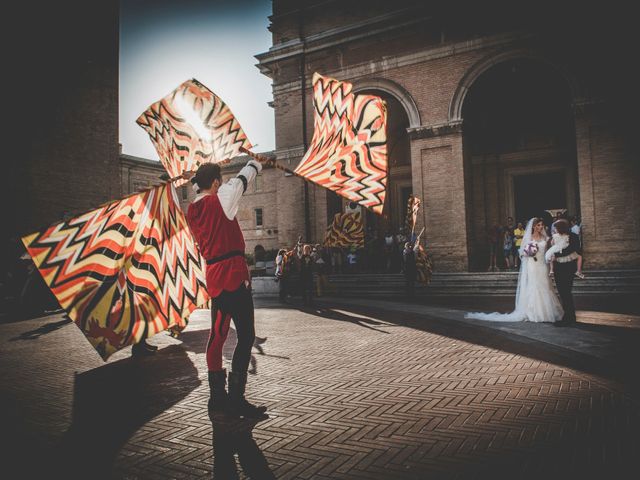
[485,213,583,272]
[273,227,429,304]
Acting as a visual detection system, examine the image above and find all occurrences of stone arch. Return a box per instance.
[352,77,421,128]
[449,48,583,123]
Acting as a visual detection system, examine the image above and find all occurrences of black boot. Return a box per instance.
[228,371,267,418]
[208,370,229,412]
[132,340,155,357]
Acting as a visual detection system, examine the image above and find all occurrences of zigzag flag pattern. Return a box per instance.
[323,212,364,248]
[403,194,433,285]
[22,184,209,360]
[405,195,421,235]
[416,245,433,285]
[294,73,388,214]
[136,78,252,185]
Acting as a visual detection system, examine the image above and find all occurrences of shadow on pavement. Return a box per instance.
[210,413,275,479]
[55,344,200,478]
[180,326,290,376]
[295,303,392,334]
[9,316,72,341]
[313,300,640,392]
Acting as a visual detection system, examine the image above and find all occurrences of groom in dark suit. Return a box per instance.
[551,219,582,326]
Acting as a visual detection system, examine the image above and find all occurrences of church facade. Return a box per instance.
[252,1,640,271]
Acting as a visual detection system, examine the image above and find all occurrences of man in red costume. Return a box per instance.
[185,159,266,418]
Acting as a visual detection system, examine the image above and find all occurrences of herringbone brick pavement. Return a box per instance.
[1,301,639,479]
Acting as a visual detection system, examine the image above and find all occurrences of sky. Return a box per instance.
[119,0,274,159]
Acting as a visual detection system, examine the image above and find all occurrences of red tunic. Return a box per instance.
[186,194,249,298]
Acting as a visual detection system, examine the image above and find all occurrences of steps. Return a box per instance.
[324,270,640,297]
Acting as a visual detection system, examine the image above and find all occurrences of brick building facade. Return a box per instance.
[253,1,640,271]
[3,0,120,277]
[220,156,281,254]
[119,152,195,213]
[120,152,282,256]
[5,1,120,243]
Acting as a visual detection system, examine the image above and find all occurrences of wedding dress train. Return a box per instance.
[465,224,564,323]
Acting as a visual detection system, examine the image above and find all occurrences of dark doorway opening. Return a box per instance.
[326,190,343,220]
[514,171,565,225]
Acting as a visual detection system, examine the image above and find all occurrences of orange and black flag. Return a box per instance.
[136,78,252,184]
[22,184,209,360]
[295,73,388,214]
[323,212,365,248]
[405,195,421,234]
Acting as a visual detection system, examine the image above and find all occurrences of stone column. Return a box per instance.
[573,101,640,268]
[409,121,470,272]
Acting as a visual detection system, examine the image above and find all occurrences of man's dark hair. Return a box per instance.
[554,218,570,235]
[192,163,222,191]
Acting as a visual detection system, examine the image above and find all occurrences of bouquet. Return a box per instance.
[522,241,538,261]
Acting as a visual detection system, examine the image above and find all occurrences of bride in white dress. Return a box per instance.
[465,217,564,323]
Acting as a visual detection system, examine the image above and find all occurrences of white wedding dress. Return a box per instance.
[465,219,564,323]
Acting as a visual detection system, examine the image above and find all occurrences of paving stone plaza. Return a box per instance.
[2,297,638,479]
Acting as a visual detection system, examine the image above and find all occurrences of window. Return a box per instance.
[255,174,263,192]
[255,208,263,227]
[181,186,188,200]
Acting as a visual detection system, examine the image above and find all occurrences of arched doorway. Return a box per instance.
[461,58,579,271]
[323,89,413,273]
[360,91,412,239]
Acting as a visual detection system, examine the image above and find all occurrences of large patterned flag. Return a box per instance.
[323,212,364,248]
[405,195,421,235]
[416,246,433,286]
[295,73,388,214]
[136,78,252,184]
[22,183,209,360]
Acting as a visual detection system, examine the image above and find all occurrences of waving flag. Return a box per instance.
[405,195,421,235]
[416,246,433,285]
[22,184,209,360]
[136,78,252,184]
[295,73,388,214]
[323,212,364,248]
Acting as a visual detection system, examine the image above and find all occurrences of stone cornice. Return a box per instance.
[408,121,463,140]
[273,144,305,160]
[572,97,605,116]
[269,31,535,96]
[256,7,430,76]
[119,153,164,169]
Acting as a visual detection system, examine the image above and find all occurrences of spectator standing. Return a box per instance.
[502,228,514,270]
[384,230,395,272]
[346,247,357,273]
[486,224,500,272]
[299,244,315,305]
[513,222,525,269]
[403,242,419,299]
[275,248,288,303]
[571,216,583,249]
[330,246,343,274]
[314,245,330,296]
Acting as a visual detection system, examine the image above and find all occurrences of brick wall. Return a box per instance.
[8,1,120,239]
[256,1,640,271]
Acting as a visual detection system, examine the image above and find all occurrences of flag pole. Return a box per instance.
[238,147,297,176]
[164,148,297,183]
[165,148,298,184]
